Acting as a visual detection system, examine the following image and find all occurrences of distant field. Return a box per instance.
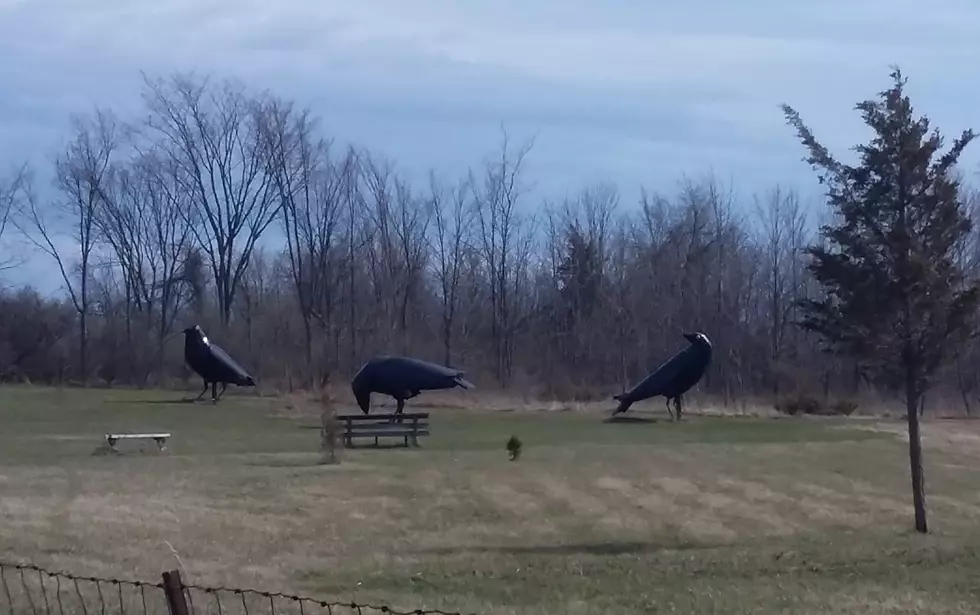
[2,385,980,614]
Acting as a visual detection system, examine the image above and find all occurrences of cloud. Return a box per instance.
[2,0,980,295]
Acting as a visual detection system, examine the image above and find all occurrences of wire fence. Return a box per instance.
[0,562,476,615]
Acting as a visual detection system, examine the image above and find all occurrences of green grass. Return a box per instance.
[0,384,883,461]
[1,384,980,614]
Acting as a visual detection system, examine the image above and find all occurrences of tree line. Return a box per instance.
[1,69,979,417]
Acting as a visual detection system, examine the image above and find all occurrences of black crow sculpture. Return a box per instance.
[611,332,713,421]
[351,355,475,415]
[182,325,256,402]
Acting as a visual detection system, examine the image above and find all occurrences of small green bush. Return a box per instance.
[506,435,522,461]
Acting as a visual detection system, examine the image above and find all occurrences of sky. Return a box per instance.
[2,0,980,297]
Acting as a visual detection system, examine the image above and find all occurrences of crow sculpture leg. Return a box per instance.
[194,380,209,402]
[214,382,229,401]
[385,397,403,424]
[392,390,422,423]
[664,396,684,421]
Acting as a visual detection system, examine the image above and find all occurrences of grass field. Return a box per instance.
[2,385,980,614]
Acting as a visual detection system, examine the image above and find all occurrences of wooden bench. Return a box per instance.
[337,413,429,448]
[104,433,171,452]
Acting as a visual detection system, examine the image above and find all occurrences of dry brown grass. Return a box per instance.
[2,385,980,614]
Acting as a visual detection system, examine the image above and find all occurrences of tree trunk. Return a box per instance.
[905,378,928,533]
[956,358,973,416]
[442,314,453,367]
[302,315,313,389]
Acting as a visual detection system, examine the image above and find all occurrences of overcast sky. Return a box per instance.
[2,0,980,296]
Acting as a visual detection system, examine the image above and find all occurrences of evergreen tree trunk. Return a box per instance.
[905,375,928,533]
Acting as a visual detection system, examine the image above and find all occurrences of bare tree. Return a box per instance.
[259,95,348,380]
[0,286,75,383]
[95,148,193,375]
[361,155,399,349]
[471,128,536,385]
[361,154,431,354]
[541,183,618,385]
[16,109,119,383]
[390,176,433,354]
[953,187,980,415]
[140,72,280,326]
[753,185,808,393]
[429,172,474,366]
[19,65,980,419]
[340,146,368,367]
[0,164,31,274]
[607,215,636,391]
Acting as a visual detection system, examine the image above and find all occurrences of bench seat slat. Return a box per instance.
[337,413,429,421]
[346,428,429,434]
[346,429,430,438]
[340,419,430,423]
[345,423,429,431]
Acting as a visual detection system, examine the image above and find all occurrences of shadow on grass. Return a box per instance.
[602,415,661,424]
[105,398,204,405]
[245,458,325,468]
[420,540,710,557]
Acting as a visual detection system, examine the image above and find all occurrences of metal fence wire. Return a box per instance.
[0,562,167,615]
[0,562,476,615]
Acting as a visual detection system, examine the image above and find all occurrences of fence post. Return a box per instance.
[162,570,190,615]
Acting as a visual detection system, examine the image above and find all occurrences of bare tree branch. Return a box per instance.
[139,71,280,326]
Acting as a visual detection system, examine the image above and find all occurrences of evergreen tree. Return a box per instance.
[781,67,980,534]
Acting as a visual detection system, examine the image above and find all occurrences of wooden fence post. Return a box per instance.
[162,569,190,615]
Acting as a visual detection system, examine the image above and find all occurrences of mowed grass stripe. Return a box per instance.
[3,385,980,614]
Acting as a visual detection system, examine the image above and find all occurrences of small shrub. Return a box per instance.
[506,435,522,461]
[830,399,858,416]
[773,393,857,417]
[774,393,822,416]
